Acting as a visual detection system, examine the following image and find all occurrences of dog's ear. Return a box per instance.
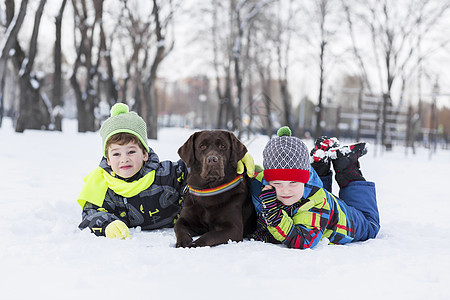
[178,132,198,167]
[228,132,248,168]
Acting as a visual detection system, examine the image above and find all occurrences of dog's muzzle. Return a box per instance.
[201,154,225,181]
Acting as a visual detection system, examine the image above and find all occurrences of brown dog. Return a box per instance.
[175,130,256,247]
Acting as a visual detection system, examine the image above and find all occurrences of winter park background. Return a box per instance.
[1,117,450,300]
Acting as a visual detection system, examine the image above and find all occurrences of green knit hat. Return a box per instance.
[100,103,149,156]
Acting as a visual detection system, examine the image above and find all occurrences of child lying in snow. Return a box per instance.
[250,126,380,249]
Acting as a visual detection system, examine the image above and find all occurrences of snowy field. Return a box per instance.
[1,118,450,300]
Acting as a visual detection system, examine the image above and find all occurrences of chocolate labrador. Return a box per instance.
[175,130,256,247]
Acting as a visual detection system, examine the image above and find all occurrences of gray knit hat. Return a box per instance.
[263,126,310,183]
[100,103,149,156]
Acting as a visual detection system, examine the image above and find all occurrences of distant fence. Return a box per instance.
[339,94,409,148]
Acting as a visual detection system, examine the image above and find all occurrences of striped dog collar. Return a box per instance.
[187,174,244,197]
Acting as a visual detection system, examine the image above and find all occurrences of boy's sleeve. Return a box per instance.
[249,174,264,214]
[320,172,333,193]
[250,214,282,244]
[268,210,323,249]
[78,201,120,236]
[175,159,188,196]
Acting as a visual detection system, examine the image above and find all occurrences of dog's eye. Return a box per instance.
[219,144,227,150]
[199,144,207,150]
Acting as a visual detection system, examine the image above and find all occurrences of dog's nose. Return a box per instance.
[207,155,219,165]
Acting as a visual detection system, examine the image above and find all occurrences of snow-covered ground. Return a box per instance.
[1,118,449,300]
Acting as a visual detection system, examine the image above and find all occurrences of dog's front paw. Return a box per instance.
[175,235,194,248]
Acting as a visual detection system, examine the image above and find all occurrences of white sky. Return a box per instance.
[9,0,450,108]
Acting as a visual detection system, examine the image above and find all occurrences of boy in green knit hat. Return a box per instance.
[77,103,254,239]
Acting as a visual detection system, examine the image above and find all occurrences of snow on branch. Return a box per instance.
[240,0,278,32]
[233,0,278,57]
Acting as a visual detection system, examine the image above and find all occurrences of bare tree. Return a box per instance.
[142,0,176,139]
[0,0,28,127]
[13,0,50,133]
[92,1,118,111]
[360,0,450,147]
[114,0,151,109]
[70,0,102,132]
[206,0,277,133]
[210,0,238,130]
[296,0,340,138]
[341,0,373,141]
[0,0,27,88]
[340,0,372,94]
[313,0,334,138]
[253,28,274,137]
[274,0,296,133]
[232,0,277,137]
[71,0,119,132]
[243,21,255,138]
[113,0,177,139]
[52,0,68,131]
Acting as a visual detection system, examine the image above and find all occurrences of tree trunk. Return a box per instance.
[356,87,363,141]
[52,0,67,131]
[381,93,393,150]
[246,69,254,139]
[280,80,292,130]
[315,40,325,138]
[223,72,234,130]
[259,67,272,138]
[233,53,243,135]
[142,0,167,140]
[0,0,28,89]
[335,105,341,139]
[70,73,96,132]
[98,6,118,107]
[15,0,49,133]
[0,74,5,127]
[144,81,158,140]
[15,77,50,132]
[70,0,101,133]
[0,0,28,128]
[233,6,243,137]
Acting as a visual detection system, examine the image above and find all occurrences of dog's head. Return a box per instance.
[178,130,247,185]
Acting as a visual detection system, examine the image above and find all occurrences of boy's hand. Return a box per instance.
[237,152,255,178]
[105,220,130,239]
[260,186,283,226]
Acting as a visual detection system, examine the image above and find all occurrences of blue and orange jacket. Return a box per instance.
[250,167,358,249]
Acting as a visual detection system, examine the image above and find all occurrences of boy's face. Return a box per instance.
[268,180,305,206]
[107,141,148,178]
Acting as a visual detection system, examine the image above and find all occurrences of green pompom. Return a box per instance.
[277,126,292,137]
[110,103,129,117]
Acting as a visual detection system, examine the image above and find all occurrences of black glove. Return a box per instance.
[310,136,340,176]
[260,187,283,226]
[332,142,367,187]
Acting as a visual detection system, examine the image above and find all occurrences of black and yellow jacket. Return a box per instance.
[77,148,187,236]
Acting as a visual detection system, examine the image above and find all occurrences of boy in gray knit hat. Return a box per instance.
[250,126,380,249]
[77,103,255,239]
